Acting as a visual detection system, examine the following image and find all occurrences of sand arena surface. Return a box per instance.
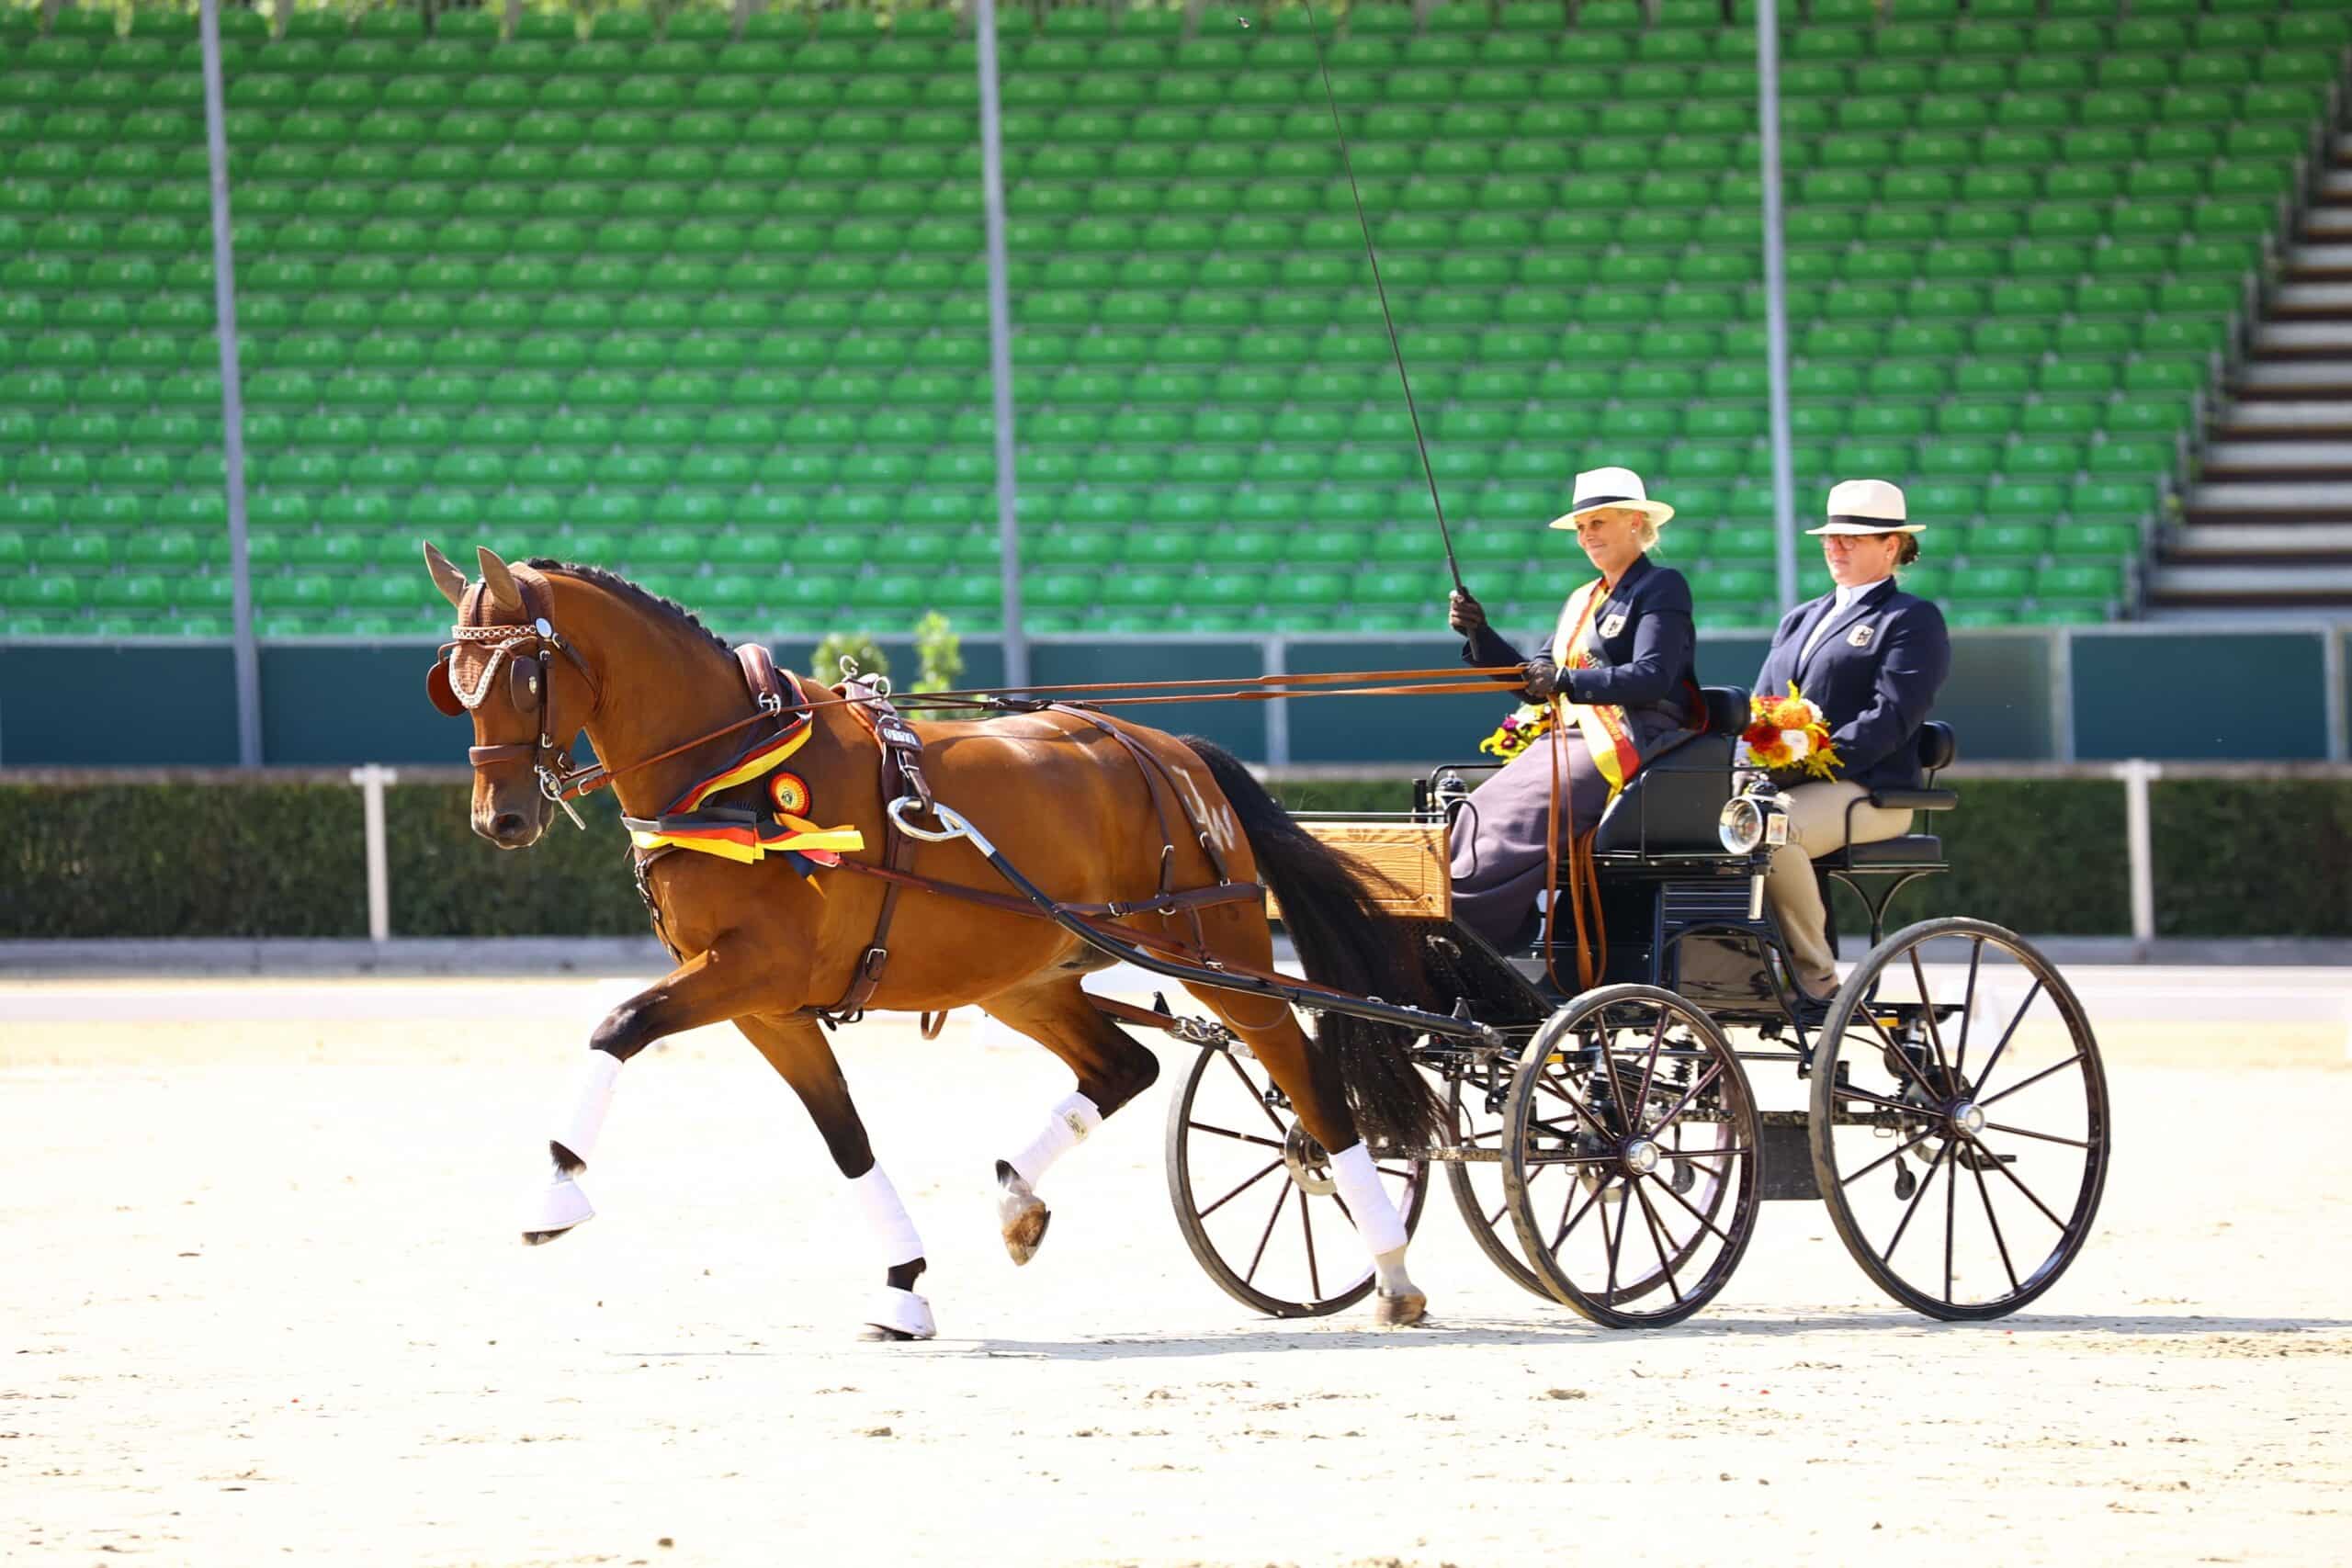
[2,974,2347,1567]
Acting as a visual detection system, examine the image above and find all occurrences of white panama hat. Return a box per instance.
[1548,466,1675,530]
[1809,478,1926,536]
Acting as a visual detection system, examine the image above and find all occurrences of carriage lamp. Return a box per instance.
[1718,787,1788,857]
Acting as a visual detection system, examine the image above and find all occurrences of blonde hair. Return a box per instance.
[1634,514,1662,551]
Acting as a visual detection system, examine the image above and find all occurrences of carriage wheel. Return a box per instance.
[1166,1042,1430,1319]
[1444,1059,1550,1301]
[1809,918,2111,1320]
[1500,985,1762,1329]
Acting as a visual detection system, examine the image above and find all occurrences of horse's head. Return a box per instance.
[423,543,598,851]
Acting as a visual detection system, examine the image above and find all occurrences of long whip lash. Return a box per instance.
[1294,0,1464,595]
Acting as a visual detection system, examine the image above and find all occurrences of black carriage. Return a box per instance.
[1164,687,2112,1328]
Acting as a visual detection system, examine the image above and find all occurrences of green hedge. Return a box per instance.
[1,775,2346,940]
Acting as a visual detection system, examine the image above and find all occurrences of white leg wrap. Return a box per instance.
[865,1286,937,1340]
[1328,1142,1409,1258]
[848,1165,925,1269]
[1004,1090,1103,1188]
[553,1050,623,1166]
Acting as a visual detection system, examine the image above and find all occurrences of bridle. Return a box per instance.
[425,570,781,829]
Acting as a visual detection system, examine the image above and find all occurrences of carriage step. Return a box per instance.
[1758,1111,1821,1202]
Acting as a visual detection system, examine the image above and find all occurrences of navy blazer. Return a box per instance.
[1752,577,1952,790]
[1463,554,1702,751]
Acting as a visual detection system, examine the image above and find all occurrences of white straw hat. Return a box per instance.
[1548,466,1675,530]
[1809,478,1926,536]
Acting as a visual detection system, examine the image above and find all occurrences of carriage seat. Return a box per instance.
[1588,686,1748,855]
[1822,722,1960,871]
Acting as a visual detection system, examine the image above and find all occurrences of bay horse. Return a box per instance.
[422,544,1445,1337]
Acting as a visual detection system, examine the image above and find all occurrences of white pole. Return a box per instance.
[973,0,1026,690]
[198,0,262,767]
[1263,636,1290,767]
[2119,760,2160,957]
[1757,0,1800,614]
[350,764,396,943]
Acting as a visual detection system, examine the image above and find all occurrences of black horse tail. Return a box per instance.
[1179,737,1444,1154]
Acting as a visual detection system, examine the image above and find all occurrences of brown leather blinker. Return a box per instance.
[425,657,462,717]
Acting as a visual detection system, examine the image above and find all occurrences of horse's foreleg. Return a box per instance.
[977,977,1163,1266]
[1177,977,1428,1327]
[736,1012,936,1342]
[522,943,783,1246]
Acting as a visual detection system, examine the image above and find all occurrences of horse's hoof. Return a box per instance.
[997,1173,1051,1266]
[1374,1290,1429,1328]
[1002,1197,1050,1266]
[861,1286,937,1341]
[520,1176,594,1245]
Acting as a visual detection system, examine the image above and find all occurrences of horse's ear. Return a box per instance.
[477,547,523,615]
[422,541,467,609]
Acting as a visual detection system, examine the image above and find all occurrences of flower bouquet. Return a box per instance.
[1736,682,1843,780]
[1478,703,1555,762]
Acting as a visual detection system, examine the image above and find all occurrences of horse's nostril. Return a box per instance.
[490,812,529,842]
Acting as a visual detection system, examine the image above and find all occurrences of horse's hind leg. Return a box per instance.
[736,1012,937,1342]
[1176,973,1428,1327]
[977,976,1163,1265]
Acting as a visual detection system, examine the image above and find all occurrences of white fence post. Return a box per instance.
[349,764,396,943]
[2118,759,2160,957]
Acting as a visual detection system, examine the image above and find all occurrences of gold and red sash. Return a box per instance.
[625,708,866,868]
[1549,577,1643,797]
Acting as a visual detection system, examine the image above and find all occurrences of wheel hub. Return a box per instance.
[1950,1100,1986,1136]
[1622,1137,1661,1176]
[1283,1122,1338,1196]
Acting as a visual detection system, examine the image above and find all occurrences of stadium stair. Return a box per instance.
[2165,127,2352,610]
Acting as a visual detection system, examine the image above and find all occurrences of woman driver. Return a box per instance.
[1750,479,1952,1001]
[1443,466,1704,948]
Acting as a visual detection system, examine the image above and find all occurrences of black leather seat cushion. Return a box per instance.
[1838,834,1944,867]
[1590,732,1735,854]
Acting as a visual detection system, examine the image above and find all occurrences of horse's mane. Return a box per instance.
[524,558,733,660]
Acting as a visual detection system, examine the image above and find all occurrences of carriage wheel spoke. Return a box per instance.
[1243,1181,1291,1287]
[1837,1124,1940,1189]
[1909,949,1952,1082]
[1633,1006,1670,1122]
[1376,1165,1414,1180]
[1883,1139,1951,1263]
[1984,1120,2091,1150]
[1969,976,2045,1097]
[1555,1176,1610,1250]
[1645,1061,1726,1141]
[1634,1182,1683,1305]
[1602,1170,1629,1301]
[1970,1133,2071,1232]
[1860,1006,1945,1103]
[1199,1159,1283,1220]
[1538,1062,1619,1144]
[1979,1053,2085,1111]
[1300,1186,1321,1301]
[1971,1148,2020,1295]
[1186,1121,1285,1153]
[1221,1051,1290,1137]
[1645,1168,1732,1246]
[1952,936,1984,1082]
[1943,1131,1958,1303]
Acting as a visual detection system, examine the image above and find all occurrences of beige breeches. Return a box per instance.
[1764,781,1915,994]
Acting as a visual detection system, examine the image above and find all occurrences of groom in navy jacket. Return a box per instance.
[1751,480,1952,998]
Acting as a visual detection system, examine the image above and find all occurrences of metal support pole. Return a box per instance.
[199,0,263,768]
[1263,637,1291,767]
[1757,0,1800,615]
[2118,760,2160,957]
[2050,626,2076,763]
[350,764,397,943]
[2323,624,2347,762]
[973,0,1027,691]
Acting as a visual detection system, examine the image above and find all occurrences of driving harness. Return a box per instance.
[432,572,1268,1032]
